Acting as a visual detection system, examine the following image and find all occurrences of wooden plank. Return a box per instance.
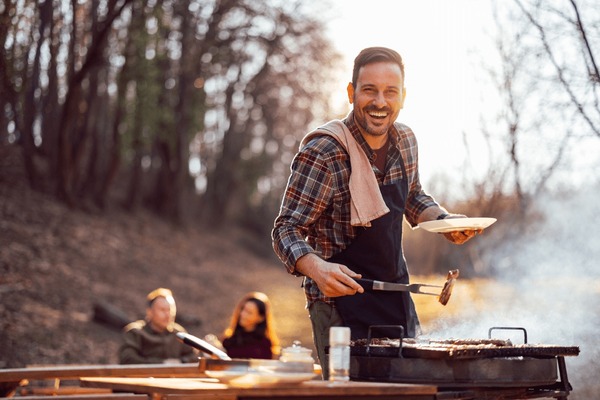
[4,394,149,400]
[0,363,202,382]
[163,396,434,400]
[164,394,435,400]
[157,396,237,400]
[81,377,438,397]
[17,386,114,396]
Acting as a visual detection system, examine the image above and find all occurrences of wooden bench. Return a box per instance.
[0,363,202,382]
[5,394,148,400]
[0,363,201,398]
[15,386,113,396]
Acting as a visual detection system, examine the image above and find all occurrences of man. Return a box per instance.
[272,47,481,377]
[119,288,198,364]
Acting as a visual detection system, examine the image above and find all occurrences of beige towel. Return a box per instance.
[301,120,389,227]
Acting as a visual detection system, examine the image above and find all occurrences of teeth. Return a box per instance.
[368,111,387,118]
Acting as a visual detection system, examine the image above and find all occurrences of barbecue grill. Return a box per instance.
[349,326,579,399]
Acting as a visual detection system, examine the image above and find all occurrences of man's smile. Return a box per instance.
[365,107,391,120]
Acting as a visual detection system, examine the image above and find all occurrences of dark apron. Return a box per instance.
[331,155,420,340]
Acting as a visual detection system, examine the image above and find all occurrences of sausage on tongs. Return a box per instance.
[438,269,460,306]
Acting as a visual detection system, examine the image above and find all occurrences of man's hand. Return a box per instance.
[418,209,484,245]
[440,214,483,244]
[295,253,364,297]
[443,228,482,244]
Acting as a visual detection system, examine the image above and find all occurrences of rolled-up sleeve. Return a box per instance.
[405,187,439,227]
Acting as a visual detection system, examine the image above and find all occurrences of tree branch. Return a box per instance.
[569,0,600,84]
[514,0,600,137]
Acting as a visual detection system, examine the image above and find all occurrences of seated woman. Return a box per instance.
[221,292,280,359]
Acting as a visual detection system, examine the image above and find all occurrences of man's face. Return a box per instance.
[347,61,406,138]
[146,297,175,332]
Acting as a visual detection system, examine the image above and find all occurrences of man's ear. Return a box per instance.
[346,82,354,104]
[400,87,407,109]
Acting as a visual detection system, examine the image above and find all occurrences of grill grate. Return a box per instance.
[350,338,580,359]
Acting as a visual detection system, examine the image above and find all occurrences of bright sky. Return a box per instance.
[325,0,496,188]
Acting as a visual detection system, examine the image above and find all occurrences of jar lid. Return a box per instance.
[329,326,350,345]
[280,341,314,362]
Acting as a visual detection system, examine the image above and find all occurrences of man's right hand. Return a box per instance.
[295,253,364,297]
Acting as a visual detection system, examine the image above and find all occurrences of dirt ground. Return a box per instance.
[0,144,314,368]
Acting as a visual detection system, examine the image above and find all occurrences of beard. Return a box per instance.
[354,106,394,137]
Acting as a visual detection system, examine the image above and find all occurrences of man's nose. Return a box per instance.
[372,91,386,107]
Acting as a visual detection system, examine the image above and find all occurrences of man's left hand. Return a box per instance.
[443,229,482,244]
[419,210,484,244]
[434,213,483,244]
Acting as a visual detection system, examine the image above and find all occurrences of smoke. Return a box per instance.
[426,183,600,398]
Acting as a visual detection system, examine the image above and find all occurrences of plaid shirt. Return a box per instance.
[272,112,440,307]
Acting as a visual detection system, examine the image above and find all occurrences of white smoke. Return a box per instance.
[426,182,600,398]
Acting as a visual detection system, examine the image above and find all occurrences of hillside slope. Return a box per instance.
[0,145,312,368]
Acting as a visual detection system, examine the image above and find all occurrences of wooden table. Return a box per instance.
[0,363,201,398]
[81,377,438,399]
[0,363,202,382]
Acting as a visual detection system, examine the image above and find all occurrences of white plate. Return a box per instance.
[418,217,497,233]
[205,370,316,388]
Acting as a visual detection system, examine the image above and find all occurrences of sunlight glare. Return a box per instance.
[326,0,497,194]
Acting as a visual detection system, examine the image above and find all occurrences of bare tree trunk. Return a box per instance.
[96,94,123,209]
[40,5,61,184]
[169,3,194,223]
[20,0,54,191]
[124,109,144,211]
[203,84,241,225]
[95,0,139,209]
[56,0,132,206]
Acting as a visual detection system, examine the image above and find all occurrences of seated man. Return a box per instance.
[118,288,198,364]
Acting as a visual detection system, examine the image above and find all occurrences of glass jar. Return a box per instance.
[280,340,315,373]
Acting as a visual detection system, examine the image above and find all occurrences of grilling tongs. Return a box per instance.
[355,278,441,296]
[176,332,231,360]
[355,269,460,306]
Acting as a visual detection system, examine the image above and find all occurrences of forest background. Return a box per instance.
[1,0,599,398]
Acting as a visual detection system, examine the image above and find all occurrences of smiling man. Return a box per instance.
[272,47,480,379]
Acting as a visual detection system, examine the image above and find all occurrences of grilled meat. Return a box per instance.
[438,269,459,305]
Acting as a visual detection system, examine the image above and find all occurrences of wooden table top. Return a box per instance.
[0,363,202,382]
[81,377,438,399]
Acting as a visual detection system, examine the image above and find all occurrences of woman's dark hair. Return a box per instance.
[235,298,267,337]
[223,292,281,355]
[352,47,405,88]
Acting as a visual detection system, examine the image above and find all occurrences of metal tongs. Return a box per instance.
[355,269,460,305]
[356,278,441,295]
[176,332,231,360]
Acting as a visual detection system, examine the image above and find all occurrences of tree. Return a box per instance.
[405,0,600,277]
[198,2,341,230]
[466,0,599,215]
[1,0,341,229]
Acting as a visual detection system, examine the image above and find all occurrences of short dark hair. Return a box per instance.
[352,47,405,88]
